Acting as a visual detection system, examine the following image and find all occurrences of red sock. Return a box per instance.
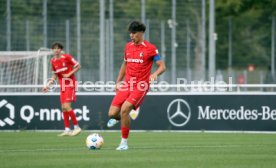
[62,112,70,128]
[68,110,78,125]
[121,127,130,139]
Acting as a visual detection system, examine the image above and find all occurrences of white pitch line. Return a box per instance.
[0,147,85,153]
[0,144,262,153]
[1,130,276,134]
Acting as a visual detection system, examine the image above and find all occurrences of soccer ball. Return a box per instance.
[86,133,104,150]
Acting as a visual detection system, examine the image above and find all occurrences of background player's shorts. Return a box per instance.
[111,88,148,110]
[60,86,76,104]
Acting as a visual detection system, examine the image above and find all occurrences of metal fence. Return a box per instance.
[0,0,275,87]
[0,0,204,84]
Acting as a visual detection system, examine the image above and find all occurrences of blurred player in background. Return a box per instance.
[43,42,82,137]
[107,21,166,150]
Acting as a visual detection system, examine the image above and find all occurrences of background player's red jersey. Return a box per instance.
[51,54,79,88]
[124,40,158,85]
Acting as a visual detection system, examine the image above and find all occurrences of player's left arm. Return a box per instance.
[150,57,166,82]
[62,54,81,78]
[63,64,81,78]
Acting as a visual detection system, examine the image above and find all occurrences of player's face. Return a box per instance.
[52,47,62,57]
[129,32,144,44]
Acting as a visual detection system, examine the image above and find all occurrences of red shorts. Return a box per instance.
[111,88,148,110]
[60,86,76,104]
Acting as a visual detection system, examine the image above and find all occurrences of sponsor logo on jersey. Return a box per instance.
[54,67,68,73]
[126,58,144,63]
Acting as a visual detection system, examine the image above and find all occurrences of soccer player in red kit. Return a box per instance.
[43,42,82,137]
[107,21,166,150]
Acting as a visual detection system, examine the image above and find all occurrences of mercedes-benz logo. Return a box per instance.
[167,99,191,127]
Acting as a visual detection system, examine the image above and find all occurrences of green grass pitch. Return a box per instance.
[0,131,276,168]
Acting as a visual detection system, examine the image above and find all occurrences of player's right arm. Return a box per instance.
[115,61,127,92]
[42,74,57,92]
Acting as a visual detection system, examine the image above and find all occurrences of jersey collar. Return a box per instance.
[130,41,147,47]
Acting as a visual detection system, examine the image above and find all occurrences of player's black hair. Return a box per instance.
[51,42,64,49]
[128,21,146,33]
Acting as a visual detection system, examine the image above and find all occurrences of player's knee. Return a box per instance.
[108,106,120,118]
[121,101,134,115]
[108,110,118,118]
[62,107,69,112]
[121,105,133,116]
[62,104,71,112]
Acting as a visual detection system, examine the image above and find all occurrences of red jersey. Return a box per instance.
[124,40,158,85]
[51,54,79,88]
